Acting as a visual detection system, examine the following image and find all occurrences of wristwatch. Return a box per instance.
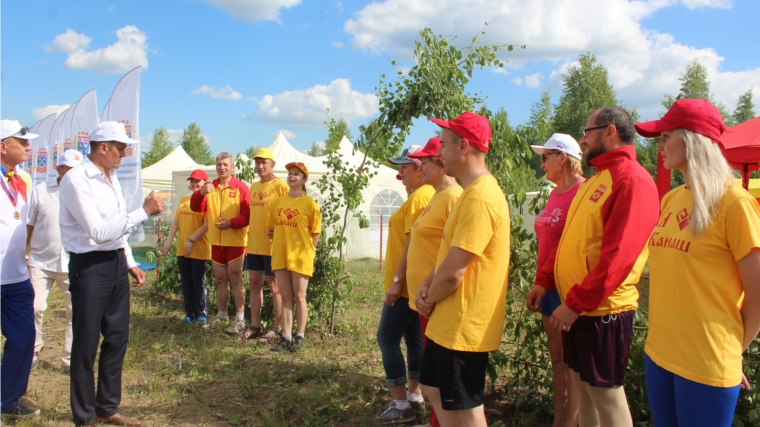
[187,238,194,243]
[393,275,402,284]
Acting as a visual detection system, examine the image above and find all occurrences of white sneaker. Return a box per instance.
[202,316,228,331]
[224,319,247,335]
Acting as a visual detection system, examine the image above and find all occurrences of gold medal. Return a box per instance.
[14,211,20,220]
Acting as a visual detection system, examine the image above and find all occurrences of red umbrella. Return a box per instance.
[656,116,760,199]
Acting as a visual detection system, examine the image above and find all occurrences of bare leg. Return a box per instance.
[275,270,294,336]
[291,271,309,334]
[583,380,632,427]
[211,262,229,314]
[542,315,579,427]
[248,270,264,327]
[570,371,599,427]
[227,257,246,316]
[420,385,486,427]
[268,274,282,330]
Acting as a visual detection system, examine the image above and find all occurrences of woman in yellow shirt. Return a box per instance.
[267,162,321,352]
[635,99,760,426]
[373,145,435,424]
[161,169,211,324]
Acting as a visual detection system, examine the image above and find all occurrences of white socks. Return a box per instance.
[407,391,423,402]
[283,333,293,341]
[394,399,409,410]
[217,312,229,320]
[296,332,305,338]
[235,312,245,322]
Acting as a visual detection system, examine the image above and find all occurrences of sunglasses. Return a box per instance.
[2,126,30,141]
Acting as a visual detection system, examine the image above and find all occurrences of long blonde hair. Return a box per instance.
[681,128,736,236]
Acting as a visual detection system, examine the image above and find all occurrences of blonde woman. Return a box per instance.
[267,162,321,352]
[526,134,584,427]
[635,99,760,427]
[161,169,211,324]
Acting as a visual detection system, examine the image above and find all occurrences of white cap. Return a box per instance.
[388,144,424,165]
[530,133,582,160]
[89,121,137,144]
[1,120,39,140]
[61,149,84,167]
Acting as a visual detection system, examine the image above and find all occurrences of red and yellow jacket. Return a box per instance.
[190,176,250,247]
[537,145,659,316]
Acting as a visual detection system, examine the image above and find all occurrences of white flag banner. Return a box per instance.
[57,101,78,174]
[102,66,142,215]
[48,107,70,184]
[30,114,57,187]
[70,89,99,157]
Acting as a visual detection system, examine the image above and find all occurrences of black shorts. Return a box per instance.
[419,338,488,411]
[246,254,273,276]
[563,310,635,388]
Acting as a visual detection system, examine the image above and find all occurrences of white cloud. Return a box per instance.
[203,0,302,23]
[273,129,297,139]
[56,25,148,74]
[31,104,71,121]
[246,78,379,129]
[191,84,243,101]
[107,5,116,13]
[343,0,758,119]
[493,67,509,76]
[331,41,344,48]
[44,29,91,53]
[525,73,543,88]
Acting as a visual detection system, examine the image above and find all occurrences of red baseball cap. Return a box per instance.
[187,169,208,181]
[430,112,492,153]
[634,99,726,143]
[407,137,442,159]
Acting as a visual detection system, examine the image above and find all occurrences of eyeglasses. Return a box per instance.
[2,126,30,141]
[400,148,409,157]
[582,125,608,137]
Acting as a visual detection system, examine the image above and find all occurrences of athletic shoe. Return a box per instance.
[1,403,40,419]
[31,352,40,369]
[181,316,193,324]
[196,316,207,324]
[270,337,293,352]
[61,363,71,374]
[289,336,304,352]
[202,317,227,331]
[372,401,416,425]
[224,319,247,335]
[409,399,425,413]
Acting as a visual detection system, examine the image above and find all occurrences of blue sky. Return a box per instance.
[2,0,759,157]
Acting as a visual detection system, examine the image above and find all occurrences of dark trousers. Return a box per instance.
[0,279,35,411]
[177,256,208,318]
[69,251,130,426]
[377,297,424,387]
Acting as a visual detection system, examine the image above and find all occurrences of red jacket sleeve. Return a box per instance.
[563,168,659,314]
[229,179,250,229]
[190,189,207,213]
[535,247,557,291]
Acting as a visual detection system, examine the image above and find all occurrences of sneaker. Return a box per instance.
[289,335,304,352]
[61,363,71,374]
[181,316,194,324]
[196,316,207,324]
[270,337,292,352]
[202,316,227,331]
[372,401,416,425]
[31,352,40,369]
[1,403,40,419]
[409,399,425,413]
[224,319,247,335]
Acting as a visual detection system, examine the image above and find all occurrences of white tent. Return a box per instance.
[142,145,200,196]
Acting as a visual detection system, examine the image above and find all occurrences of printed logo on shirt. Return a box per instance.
[284,208,300,220]
[229,190,237,198]
[258,191,267,201]
[676,208,690,231]
[657,212,672,228]
[649,231,691,253]
[536,207,563,228]
[251,191,268,207]
[588,184,608,203]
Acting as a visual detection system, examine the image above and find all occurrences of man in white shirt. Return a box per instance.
[1,119,41,419]
[26,149,83,373]
[59,122,163,427]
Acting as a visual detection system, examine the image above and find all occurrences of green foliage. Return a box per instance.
[309,117,353,156]
[355,117,399,166]
[553,53,619,141]
[180,122,214,165]
[150,223,183,296]
[142,127,174,167]
[483,106,541,195]
[732,88,757,125]
[663,60,731,125]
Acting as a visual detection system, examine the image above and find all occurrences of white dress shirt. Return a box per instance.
[59,157,148,269]
[1,167,31,285]
[27,180,69,273]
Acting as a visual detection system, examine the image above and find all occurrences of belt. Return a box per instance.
[70,248,125,255]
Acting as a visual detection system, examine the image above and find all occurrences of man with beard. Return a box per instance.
[60,121,164,426]
[527,107,659,426]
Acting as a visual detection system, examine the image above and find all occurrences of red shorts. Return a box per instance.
[211,245,246,265]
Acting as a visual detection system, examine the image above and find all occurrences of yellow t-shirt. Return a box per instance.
[174,195,210,260]
[646,184,760,387]
[383,185,435,298]
[426,175,510,352]
[247,178,289,256]
[406,185,463,310]
[268,195,322,277]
